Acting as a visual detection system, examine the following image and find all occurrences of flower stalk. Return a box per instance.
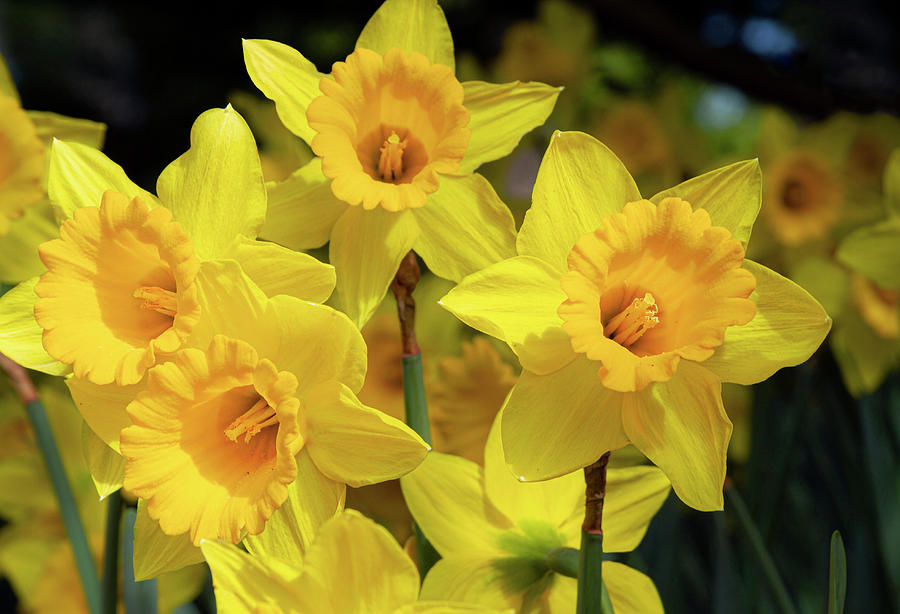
[0,353,102,614]
[122,505,157,614]
[577,452,614,614]
[390,251,440,576]
[101,489,123,614]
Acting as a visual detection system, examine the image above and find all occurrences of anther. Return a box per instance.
[604,293,660,348]
[224,397,278,443]
[378,131,407,181]
[133,286,177,317]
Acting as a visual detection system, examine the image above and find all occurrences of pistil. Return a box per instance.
[378,131,407,181]
[224,397,278,443]
[133,286,177,317]
[604,293,660,348]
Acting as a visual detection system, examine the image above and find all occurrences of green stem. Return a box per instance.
[546,547,579,578]
[1,354,101,614]
[577,453,614,614]
[101,490,123,614]
[577,531,614,614]
[122,506,157,614]
[391,252,440,578]
[725,483,798,614]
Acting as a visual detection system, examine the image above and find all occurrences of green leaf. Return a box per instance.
[827,530,847,614]
[156,106,266,259]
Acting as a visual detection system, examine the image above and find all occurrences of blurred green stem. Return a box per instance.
[1,354,101,614]
[101,490,123,614]
[122,506,157,614]
[391,251,440,577]
[577,452,614,614]
[725,483,797,614]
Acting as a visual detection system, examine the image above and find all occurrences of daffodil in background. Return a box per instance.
[401,416,669,613]
[202,509,509,614]
[243,0,561,327]
[442,131,831,510]
[0,53,105,285]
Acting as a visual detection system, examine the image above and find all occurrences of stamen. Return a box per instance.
[378,131,407,181]
[133,286,177,317]
[604,292,660,348]
[224,397,279,443]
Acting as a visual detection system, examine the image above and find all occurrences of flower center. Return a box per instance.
[781,179,807,211]
[604,292,660,348]
[378,131,407,182]
[224,396,279,443]
[133,286,177,318]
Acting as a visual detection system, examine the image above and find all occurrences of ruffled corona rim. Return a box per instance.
[120,336,305,545]
[851,273,900,339]
[308,46,470,212]
[558,198,757,392]
[34,191,201,386]
[763,150,843,245]
[0,94,45,235]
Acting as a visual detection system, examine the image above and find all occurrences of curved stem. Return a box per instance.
[1,354,101,614]
[122,506,158,614]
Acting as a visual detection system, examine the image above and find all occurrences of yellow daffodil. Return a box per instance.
[0,105,334,387]
[430,337,517,464]
[0,52,105,284]
[201,509,509,614]
[441,131,831,510]
[401,416,669,613]
[243,0,561,327]
[117,263,428,547]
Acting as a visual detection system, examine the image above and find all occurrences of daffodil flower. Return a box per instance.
[400,416,669,613]
[201,509,510,614]
[441,131,831,510]
[0,52,105,284]
[0,105,335,388]
[243,0,561,327]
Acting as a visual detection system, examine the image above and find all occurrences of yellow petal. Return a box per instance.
[356,0,455,71]
[603,561,664,614]
[601,465,670,552]
[440,255,574,375]
[544,576,578,613]
[226,236,336,303]
[243,449,345,562]
[0,55,19,101]
[419,555,517,608]
[81,421,124,498]
[260,158,348,250]
[483,414,583,530]
[885,149,900,217]
[0,277,69,376]
[243,39,324,145]
[156,106,266,260]
[294,510,420,613]
[650,159,762,247]
[157,563,208,614]
[27,111,105,149]
[133,499,204,580]
[502,357,629,481]
[518,131,641,273]
[837,218,900,288]
[48,139,158,219]
[0,200,57,283]
[329,206,419,328]
[303,380,428,487]
[66,377,145,453]
[413,173,516,282]
[400,602,514,614]
[458,80,562,175]
[788,256,850,322]
[622,362,730,511]
[401,452,507,556]
[201,540,303,614]
[189,260,268,353]
[703,260,831,385]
